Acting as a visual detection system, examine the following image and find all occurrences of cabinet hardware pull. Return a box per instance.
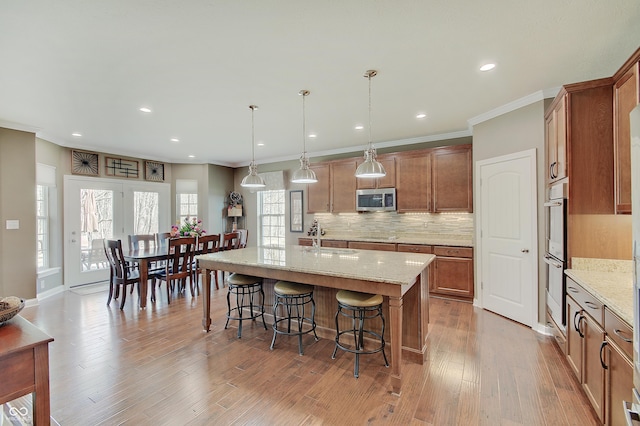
[574,311,584,337]
[599,341,608,370]
[521,249,529,253]
[613,328,633,343]
[584,301,599,310]
[567,286,579,293]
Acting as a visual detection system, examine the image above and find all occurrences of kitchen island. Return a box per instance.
[196,245,435,395]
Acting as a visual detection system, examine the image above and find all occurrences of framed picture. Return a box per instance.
[290,190,303,233]
[144,161,165,181]
[105,157,139,178]
[71,150,99,176]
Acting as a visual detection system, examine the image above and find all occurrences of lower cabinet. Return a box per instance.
[565,278,634,425]
[431,246,474,299]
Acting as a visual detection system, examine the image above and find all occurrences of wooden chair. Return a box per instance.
[237,229,248,248]
[156,232,171,251]
[151,236,195,303]
[192,234,221,293]
[128,234,156,251]
[222,232,240,251]
[103,239,141,309]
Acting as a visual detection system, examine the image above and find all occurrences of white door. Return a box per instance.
[64,176,170,287]
[477,149,538,327]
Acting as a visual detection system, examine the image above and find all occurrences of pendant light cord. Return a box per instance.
[250,105,256,163]
[302,93,307,155]
[368,72,372,149]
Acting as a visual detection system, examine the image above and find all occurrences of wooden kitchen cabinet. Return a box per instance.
[356,154,396,189]
[306,160,357,213]
[545,95,567,184]
[431,246,474,300]
[581,311,605,423]
[432,145,473,212]
[603,307,634,426]
[348,241,397,251]
[613,54,639,214]
[566,294,583,378]
[396,151,432,212]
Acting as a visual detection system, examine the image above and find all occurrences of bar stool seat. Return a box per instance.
[225,273,267,338]
[332,289,389,378]
[270,281,318,355]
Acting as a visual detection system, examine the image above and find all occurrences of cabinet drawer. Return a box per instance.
[605,307,633,359]
[397,244,433,254]
[434,246,473,258]
[321,240,348,248]
[348,241,397,251]
[298,238,313,246]
[565,278,604,326]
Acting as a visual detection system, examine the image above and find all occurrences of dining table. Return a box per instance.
[196,245,435,395]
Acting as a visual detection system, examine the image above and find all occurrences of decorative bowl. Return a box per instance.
[0,296,25,325]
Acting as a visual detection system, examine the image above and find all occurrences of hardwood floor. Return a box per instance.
[20,284,599,425]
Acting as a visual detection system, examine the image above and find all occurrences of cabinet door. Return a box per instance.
[356,155,396,189]
[432,146,472,212]
[545,96,567,184]
[566,296,582,379]
[348,241,396,251]
[307,164,330,213]
[613,63,638,214]
[605,339,633,426]
[582,313,605,423]
[432,256,473,299]
[331,160,357,212]
[396,152,431,212]
[545,111,557,183]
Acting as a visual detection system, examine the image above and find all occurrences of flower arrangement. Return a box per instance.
[171,217,206,237]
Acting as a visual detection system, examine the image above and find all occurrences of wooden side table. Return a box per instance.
[0,315,54,425]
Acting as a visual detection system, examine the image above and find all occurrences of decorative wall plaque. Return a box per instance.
[71,150,99,176]
[145,161,165,182]
[105,157,139,178]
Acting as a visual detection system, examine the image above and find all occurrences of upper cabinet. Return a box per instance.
[307,160,357,213]
[613,52,640,214]
[545,95,567,184]
[356,154,396,189]
[432,145,473,212]
[396,150,432,212]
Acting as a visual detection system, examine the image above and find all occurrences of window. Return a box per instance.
[36,185,49,270]
[177,193,198,224]
[258,190,285,248]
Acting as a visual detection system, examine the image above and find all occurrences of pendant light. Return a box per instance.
[240,105,266,188]
[291,90,318,184]
[354,70,386,179]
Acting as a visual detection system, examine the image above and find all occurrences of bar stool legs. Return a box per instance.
[224,273,267,338]
[332,290,389,378]
[270,281,318,355]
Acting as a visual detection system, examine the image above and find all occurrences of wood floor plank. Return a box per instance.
[19,286,605,425]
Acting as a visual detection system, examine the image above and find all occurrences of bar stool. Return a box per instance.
[332,290,389,378]
[270,281,318,355]
[225,273,267,338]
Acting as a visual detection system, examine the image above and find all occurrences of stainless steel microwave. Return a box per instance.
[356,188,396,212]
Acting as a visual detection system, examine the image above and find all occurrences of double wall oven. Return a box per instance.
[544,181,567,332]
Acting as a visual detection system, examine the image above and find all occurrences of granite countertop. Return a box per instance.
[303,234,474,248]
[197,245,436,286]
[565,268,633,326]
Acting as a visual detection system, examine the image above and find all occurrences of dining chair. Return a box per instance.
[222,232,240,251]
[236,229,248,248]
[192,234,221,292]
[103,239,141,309]
[156,232,171,250]
[151,236,195,303]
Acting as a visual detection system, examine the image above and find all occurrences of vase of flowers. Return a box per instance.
[171,217,206,238]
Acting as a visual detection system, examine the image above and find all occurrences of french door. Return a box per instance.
[64,176,170,287]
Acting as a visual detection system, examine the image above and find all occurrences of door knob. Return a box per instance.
[521,249,529,253]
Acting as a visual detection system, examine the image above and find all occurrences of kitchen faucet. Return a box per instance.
[313,221,321,252]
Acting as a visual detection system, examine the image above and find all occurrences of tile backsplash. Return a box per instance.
[310,212,474,239]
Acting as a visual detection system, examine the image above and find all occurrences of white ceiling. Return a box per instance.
[1,1,639,167]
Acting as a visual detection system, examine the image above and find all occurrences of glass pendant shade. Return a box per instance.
[355,147,386,178]
[291,90,317,184]
[355,70,386,179]
[241,105,266,188]
[241,162,266,188]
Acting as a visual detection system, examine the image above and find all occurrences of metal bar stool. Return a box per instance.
[225,273,267,338]
[332,290,389,378]
[270,281,318,355]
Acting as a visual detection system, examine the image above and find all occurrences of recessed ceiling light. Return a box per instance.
[188,155,195,158]
[257,142,264,147]
[480,63,496,72]
[139,107,152,113]
[170,138,180,143]
[308,133,317,138]
[71,132,82,137]
[416,113,427,119]
[355,125,364,130]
